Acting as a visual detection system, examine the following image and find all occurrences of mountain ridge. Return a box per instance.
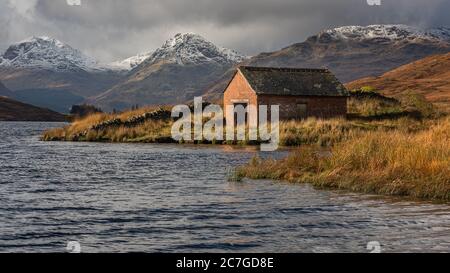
[0,36,124,111]
[0,36,107,72]
[319,25,450,42]
[204,24,450,102]
[109,52,153,71]
[89,33,247,110]
[140,33,247,67]
[1,25,449,111]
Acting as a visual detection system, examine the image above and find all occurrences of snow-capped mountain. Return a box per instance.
[0,37,123,111]
[107,33,246,72]
[0,36,106,72]
[109,52,153,70]
[205,24,450,101]
[320,24,450,42]
[143,33,247,66]
[91,33,247,110]
[246,24,450,81]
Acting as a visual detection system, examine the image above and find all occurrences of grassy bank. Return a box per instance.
[236,117,450,201]
[42,89,449,201]
[236,90,449,201]
[42,91,435,146]
[42,106,175,143]
[43,113,429,146]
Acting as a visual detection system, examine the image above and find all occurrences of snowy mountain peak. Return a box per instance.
[109,52,153,70]
[163,32,205,48]
[18,36,65,48]
[0,36,104,72]
[144,32,247,66]
[319,25,450,42]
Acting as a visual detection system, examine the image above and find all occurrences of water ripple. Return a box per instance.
[0,122,449,253]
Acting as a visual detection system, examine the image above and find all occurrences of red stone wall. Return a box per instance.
[257,95,347,119]
[223,71,258,120]
[223,72,258,106]
[224,71,348,120]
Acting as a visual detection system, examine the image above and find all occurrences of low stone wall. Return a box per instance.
[73,108,172,140]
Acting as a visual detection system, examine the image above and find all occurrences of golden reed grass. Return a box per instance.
[237,117,450,201]
[42,106,173,142]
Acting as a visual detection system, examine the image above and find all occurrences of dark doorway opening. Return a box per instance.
[233,103,248,126]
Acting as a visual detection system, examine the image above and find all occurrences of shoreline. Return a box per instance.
[38,93,449,202]
[234,118,450,202]
[41,121,450,203]
[248,178,450,205]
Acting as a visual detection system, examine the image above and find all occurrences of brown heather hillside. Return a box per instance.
[0,96,66,121]
[346,53,450,111]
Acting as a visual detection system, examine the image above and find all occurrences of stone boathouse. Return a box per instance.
[223,66,349,120]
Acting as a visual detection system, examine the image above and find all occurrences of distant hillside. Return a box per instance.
[0,96,66,121]
[204,25,450,102]
[346,52,450,111]
[0,81,14,97]
[13,89,84,114]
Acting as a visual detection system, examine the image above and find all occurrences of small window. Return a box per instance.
[296,104,307,119]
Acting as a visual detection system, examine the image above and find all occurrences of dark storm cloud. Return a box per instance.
[1,0,449,62]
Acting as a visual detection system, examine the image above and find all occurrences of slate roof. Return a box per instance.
[237,66,349,97]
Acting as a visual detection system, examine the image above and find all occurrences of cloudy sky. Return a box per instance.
[1,0,449,62]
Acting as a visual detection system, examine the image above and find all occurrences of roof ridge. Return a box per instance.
[234,66,349,97]
[239,66,330,73]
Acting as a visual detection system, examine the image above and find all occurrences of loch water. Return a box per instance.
[0,122,449,253]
